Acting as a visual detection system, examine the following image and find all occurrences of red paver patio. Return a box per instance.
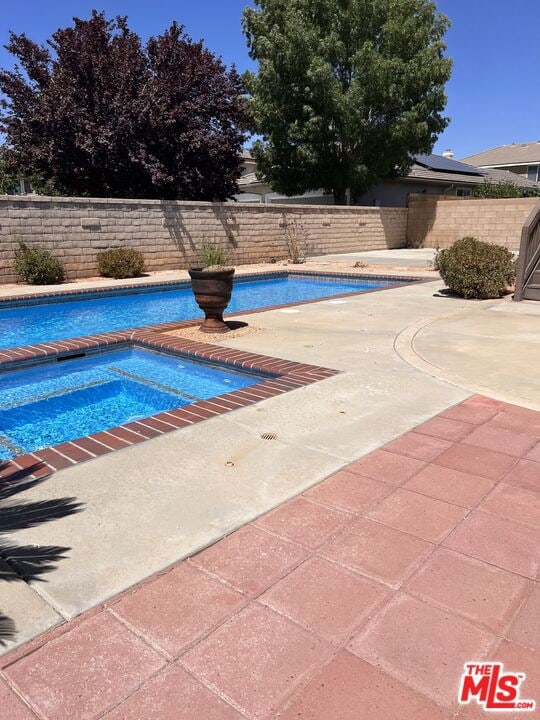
[1,395,538,719]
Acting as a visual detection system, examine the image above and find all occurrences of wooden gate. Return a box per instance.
[514,201,540,301]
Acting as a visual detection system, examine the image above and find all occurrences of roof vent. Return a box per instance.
[442,149,454,159]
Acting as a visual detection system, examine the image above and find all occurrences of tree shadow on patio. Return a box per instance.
[0,461,83,648]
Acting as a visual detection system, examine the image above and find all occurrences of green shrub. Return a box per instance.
[14,241,65,285]
[434,237,516,299]
[474,181,540,199]
[97,247,145,279]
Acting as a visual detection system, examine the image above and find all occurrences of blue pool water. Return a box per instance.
[0,274,402,350]
[0,348,262,460]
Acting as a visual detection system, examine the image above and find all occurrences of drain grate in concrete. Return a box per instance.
[260,432,277,441]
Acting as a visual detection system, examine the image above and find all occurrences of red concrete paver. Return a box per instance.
[0,680,35,720]
[405,548,531,634]
[111,563,246,659]
[434,443,517,481]
[479,483,540,529]
[279,651,454,720]
[441,402,499,425]
[383,432,452,462]
[304,469,392,513]
[502,458,540,493]
[526,440,540,463]
[103,664,245,720]
[190,524,309,597]
[348,594,496,709]
[181,604,331,720]
[318,517,433,588]
[4,612,166,720]
[259,556,390,645]
[413,415,475,443]
[462,424,538,458]
[506,585,540,651]
[444,511,540,579]
[490,409,540,438]
[367,488,468,543]
[346,449,425,486]
[254,496,351,549]
[403,463,494,509]
[465,395,504,408]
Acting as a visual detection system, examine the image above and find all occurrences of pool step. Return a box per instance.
[0,379,109,410]
[107,366,202,402]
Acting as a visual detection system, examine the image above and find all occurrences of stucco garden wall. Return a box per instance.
[0,196,407,283]
[407,194,537,251]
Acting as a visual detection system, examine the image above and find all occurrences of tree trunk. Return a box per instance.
[333,188,347,205]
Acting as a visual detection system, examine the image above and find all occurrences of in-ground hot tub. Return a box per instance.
[0,347,265,461]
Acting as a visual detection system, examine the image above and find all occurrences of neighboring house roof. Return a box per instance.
[238,153,540,192]
[241,149,254,160]
[409,154,482,185]
[481,167,540,188]
[461,142,540,167]
[411,161,539,188]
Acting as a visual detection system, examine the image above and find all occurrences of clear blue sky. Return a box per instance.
[1,0,538,159]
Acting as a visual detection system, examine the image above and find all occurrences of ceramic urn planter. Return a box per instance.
[188,267,235,333]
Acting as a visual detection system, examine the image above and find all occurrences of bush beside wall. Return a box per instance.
[97,247,145,278]
[14,241,65,285]
[435,237,516,299]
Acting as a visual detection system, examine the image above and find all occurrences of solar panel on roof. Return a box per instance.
[415,154,483,176]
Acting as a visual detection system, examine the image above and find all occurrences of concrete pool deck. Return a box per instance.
[309,247,437,269]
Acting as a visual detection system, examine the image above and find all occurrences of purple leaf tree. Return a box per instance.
[0,11,249,200]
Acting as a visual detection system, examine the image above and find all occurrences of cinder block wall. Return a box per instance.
[0,196,408,283]
[407,194,537,250]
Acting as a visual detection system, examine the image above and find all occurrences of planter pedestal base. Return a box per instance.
[199,315,230,333]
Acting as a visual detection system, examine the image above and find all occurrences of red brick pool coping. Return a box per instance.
[1,394,538,719]
[0,328,338,480]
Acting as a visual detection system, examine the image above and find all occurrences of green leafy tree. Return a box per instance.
[243,0,452,204]
[475,180,539,199]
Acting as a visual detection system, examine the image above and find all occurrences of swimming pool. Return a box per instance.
[0,347,264,460]
[0,273,407,350]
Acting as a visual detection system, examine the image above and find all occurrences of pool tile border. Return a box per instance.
[0,329,339,481]
[0,269,427,307]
